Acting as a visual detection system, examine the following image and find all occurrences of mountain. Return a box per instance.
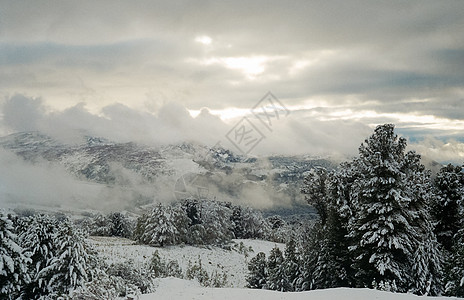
[0,132,336,214]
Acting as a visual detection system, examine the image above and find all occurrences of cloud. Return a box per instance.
[0,1,462,116]
[2,94,45,132]
[409,137,464,165]
[2,94,463,164]
[0,1,463,166]
[0,94,367,157]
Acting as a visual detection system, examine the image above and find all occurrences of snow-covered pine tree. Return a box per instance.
[347,124,441,294]
[19,214,58,299]
[294,242,313,291]
[432,164,463,251]
[267,215,291,243]
[90,213,112,236]
[134,212,149,243]
[181,198,202,227]
[246,252,267,289]
[266,246,289,291]
[142,204,188,246]
[297,221,349,291]
[45,218,97,297]
[241,206,269,239]
[197,200,233,245]
[403,150,442,295]
[283,239,300,291]
[441,164,464,297]
[231,205,245,238]
[444,228,464,297]
[230,205,268,239]
[0,210,29,299]
[299,166,353,290]
[301,167,329,224]
[109,212,132,238]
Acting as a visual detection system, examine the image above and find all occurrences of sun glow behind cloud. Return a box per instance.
[195,35,212,45]
[190,55,282,79]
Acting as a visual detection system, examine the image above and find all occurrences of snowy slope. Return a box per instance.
[142,277,459,300]
[91,237,459,300]
[91,237,284,288]
[0,131,333,211]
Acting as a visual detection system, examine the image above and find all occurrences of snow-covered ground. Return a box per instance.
[142,277,459,300]
[92,237,459,300]
[91,237,284,288]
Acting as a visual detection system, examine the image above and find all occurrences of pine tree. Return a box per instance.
[241,207,269,239]
[142,204,188,246]
[19,214,58,299]
[134,213,149,242]
[91,213,112,236]
[432,164,463,251]
[403,151,442,295]
[301,167,329,224]
[246,252,267,289]
[266,246,289,291]
[199,201,233,245]
[283,239,300,291]
[109,212,132,238]
[45,218,97,297]
[231,205,245,238]
[181,198,202,227]
[347,124,441,293]
[440,164,464,297]
[0,210,30,299]
[444,229,464,297]
[299,165,353,290]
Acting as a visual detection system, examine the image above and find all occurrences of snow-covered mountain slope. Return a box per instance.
[0,131,334,212]
[91,236,284,288]
[142,278,459,300]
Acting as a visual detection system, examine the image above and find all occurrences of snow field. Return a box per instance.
[142,277,460,300]
[90,236,284,288]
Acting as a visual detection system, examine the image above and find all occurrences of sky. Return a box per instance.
[0,0,463,163]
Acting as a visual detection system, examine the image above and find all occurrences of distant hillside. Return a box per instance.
[0,131,335,213]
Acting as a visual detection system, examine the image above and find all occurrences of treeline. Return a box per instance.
[247,124,464,297]
[79,199,302,247]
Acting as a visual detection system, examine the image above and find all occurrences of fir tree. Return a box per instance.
[0,210,29,299]
[283,239,300,291]
[444,229,464,297]
[347,124,441,293]
[19,214,58,299]
[199,201,233,245]
[266,246,289,291]
[109,212,132,238]
[141,204,188,246]
[301,167,329,224]
[181,198,202,227]
[231,205,244,238]
[432,164,463,251]
[403,151,442,295]
[134,213,149,242]
[45,218,97,297]
[91,213,112,236]
[246,252,267,289]
[299,165,353,290]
